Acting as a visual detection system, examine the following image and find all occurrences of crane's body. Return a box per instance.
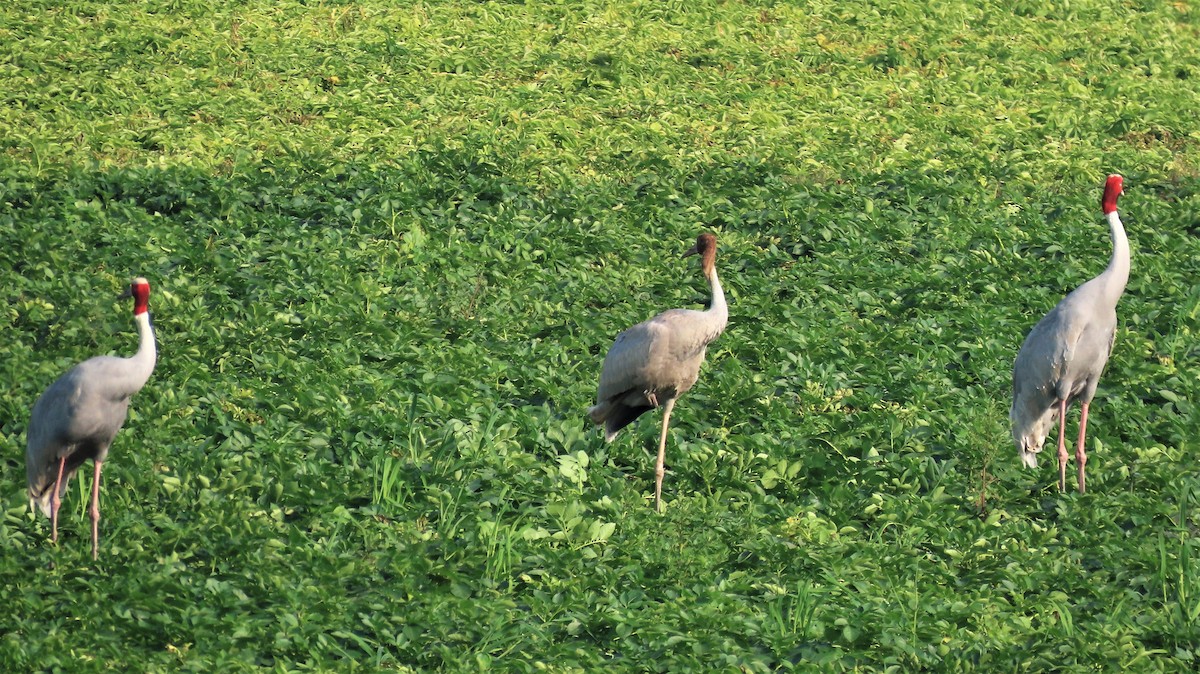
[26,277,156,559]
[1011,175,1128,493]
[589,233,728,511]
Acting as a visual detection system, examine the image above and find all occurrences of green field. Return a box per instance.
[2,0,1199,670]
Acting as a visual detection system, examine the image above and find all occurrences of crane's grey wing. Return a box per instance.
[1011,291,1115,463]
[26,366,90,516]
[1011,305,1074,464]
[27,367,86,460]
[1049,281,1121,400]
[1013,300,1090,397]
[1061,314,1118,403]
[26,358,133,515]
[589,317,679,441]
[596,320,666,404]
[44,358,134,446]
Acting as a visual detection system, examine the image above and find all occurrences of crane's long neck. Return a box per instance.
[1101,210,1130,304]
[124,311,158,393]
[705,264,729,336]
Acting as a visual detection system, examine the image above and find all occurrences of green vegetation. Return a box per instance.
[2,0,1199,670]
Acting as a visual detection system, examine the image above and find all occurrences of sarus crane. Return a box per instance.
[1011,175,1128,493]
[26,277,157,559]
[589,233,728,512]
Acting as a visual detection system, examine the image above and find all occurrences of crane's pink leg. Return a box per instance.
[90,461,103,560]
[1056,399,1069,492]
[1076,402,1090,494]
[654,399,676,513]
[51,456,67,544]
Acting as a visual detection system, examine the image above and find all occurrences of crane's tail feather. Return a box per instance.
[1011,401,1055,471]
[587,402,608,426]
[30,496,50,518]
[589,401,653,442]
[28,485,54,518]
[27,473,72,519]
[1019,446,1040,469]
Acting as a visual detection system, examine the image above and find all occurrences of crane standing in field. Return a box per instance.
[26,277,157,559]
[1011,175,1128,493]
[589,233,728,512]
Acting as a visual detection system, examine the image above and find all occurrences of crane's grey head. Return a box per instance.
[1102,174,1123,215]
[683,233,718,272]
[122,277,151,316]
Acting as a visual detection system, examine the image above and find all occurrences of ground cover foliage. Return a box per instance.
[1,0,1199,670]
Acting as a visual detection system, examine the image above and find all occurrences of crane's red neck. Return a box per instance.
[131,278,151,316]
[1102,174,1123,215]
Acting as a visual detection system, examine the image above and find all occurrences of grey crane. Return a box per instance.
[589,233,728,512]
[26,277,157,559]
[1011,175,1128,493]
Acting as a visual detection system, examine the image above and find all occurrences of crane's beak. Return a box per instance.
[118,285,133,300]
[682,243,701,258]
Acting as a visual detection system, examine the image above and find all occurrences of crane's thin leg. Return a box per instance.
[1056,398,1069,492]
[90,461,103,560]
[51,456,67,545]
[1076,402,1090,494]
[654,398,676,514]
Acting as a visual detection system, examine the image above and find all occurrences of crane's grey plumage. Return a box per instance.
[1011,175,1128,493]
[589,233,728,512]
[27,277,156,559]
